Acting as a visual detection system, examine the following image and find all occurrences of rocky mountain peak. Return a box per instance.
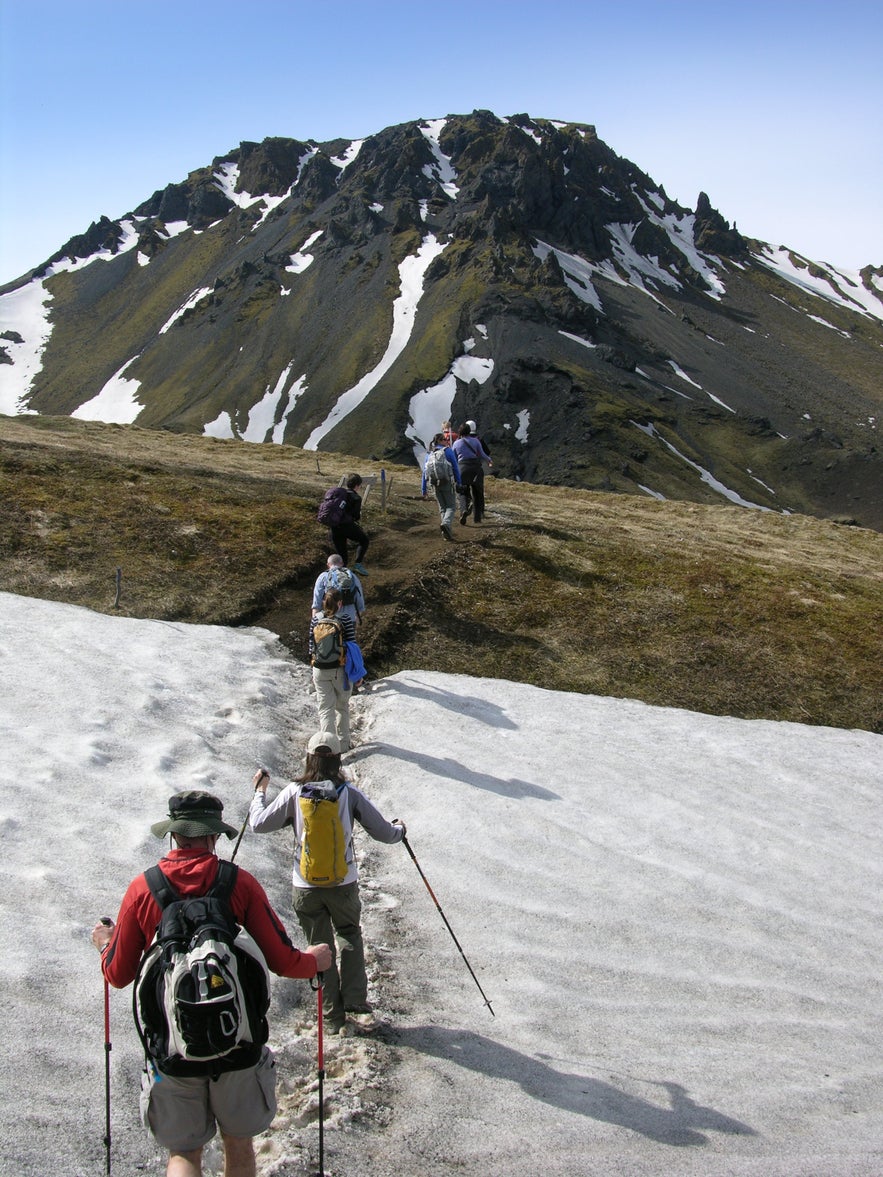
[1,112,881,530]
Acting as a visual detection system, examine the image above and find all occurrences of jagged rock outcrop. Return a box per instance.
[693,191,747,257]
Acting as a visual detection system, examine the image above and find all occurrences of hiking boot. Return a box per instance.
[345,1005,380,1033]
[352,562,368,575]
[459,512,468,526]
[441,523,453,541]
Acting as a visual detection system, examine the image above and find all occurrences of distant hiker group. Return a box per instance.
[424,420,492,536]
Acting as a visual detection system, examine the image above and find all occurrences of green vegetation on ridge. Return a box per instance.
[1,414,880,733]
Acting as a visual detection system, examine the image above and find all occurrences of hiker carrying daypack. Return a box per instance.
[422,436,462,541]
[317,486,349,527]
[133,860,271,1077]
[311,615,346,669]
[426,447,455,487]
[249,738,406,1036]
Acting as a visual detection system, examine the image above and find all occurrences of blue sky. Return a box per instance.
[1,0,880,286]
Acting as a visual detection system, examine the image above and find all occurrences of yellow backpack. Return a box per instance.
[298,782,349,886]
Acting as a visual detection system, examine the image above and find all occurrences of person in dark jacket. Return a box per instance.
[329,473,370,575]
[453,422,489,525]
[90,791,331,1177]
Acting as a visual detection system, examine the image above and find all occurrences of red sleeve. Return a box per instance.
[101,875,161,989]
[100,863,318,985]
[231,870,318,980]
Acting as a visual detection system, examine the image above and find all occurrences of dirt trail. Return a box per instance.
[248,487,491,668]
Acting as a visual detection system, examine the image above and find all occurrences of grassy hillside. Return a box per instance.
[1,414,881,733]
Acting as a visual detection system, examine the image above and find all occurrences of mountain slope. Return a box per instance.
[1,111,882,528]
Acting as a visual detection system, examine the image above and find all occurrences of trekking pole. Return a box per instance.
[100,917,114,1175]
[401,836,495,1016]
[231,770,268,862]
[310,972,326,1177]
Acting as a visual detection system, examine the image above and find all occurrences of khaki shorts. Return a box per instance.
[139,1047,277,1152]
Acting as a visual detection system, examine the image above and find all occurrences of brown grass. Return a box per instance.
[2,414,881,732]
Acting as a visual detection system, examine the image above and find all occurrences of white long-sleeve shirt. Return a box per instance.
[249,778,403,888]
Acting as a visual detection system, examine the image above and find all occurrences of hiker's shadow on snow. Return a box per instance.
[369,678,518,729]
[394,1026,758,1147]
[350,743,559,801]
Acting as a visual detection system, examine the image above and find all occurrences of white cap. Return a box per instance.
[466,419,477,432]
[307,731,340,754]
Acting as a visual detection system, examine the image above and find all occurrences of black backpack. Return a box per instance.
[133,861,270,1077]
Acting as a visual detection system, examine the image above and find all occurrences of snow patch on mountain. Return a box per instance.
[633,421,774,510]
[305,232,450,450]
[71,356,142,424]
[0,279,52,413]
[160,287,213,334]
[754,245,883,323]
[515,408,530,443]
[420,119,459,199]
[285,230,324,277]
[560,330,597,350]
[533,240,603,311]
[330,140,365,171]
[635,197,727,299]
[406,350,495,461]
[203,367,309,444]
[213,162,290,229]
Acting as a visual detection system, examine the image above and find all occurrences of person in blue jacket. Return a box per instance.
[421,433,462,541]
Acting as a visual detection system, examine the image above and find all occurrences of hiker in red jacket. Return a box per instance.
[91,790,331,1177]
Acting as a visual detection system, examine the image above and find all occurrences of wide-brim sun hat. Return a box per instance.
[308,730,341,755]
[150,790,238,839]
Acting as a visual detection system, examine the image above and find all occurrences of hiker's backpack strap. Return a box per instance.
[211,860,239,903]
[144,864,180,911]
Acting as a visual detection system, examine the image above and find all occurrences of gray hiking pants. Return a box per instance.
[292,882,366,1027]
[434,481,457,529]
